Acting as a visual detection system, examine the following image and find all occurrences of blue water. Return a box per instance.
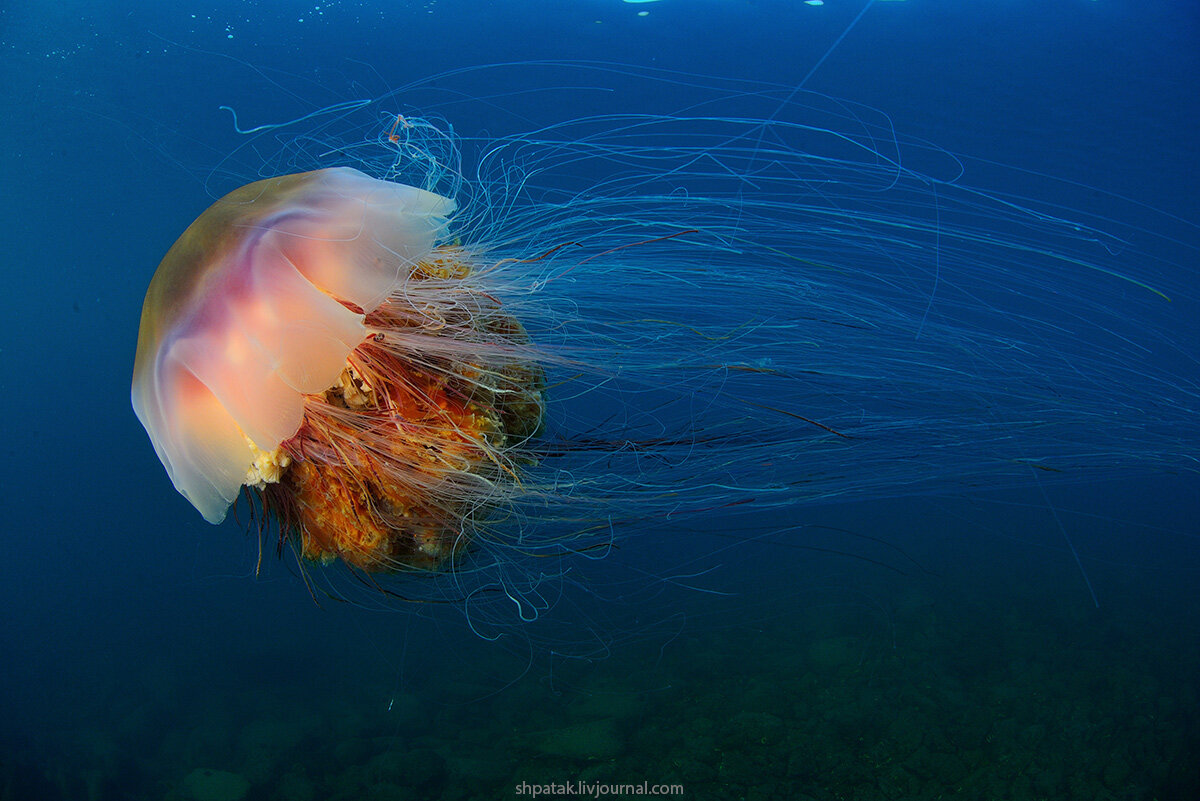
[1,2,1197,799]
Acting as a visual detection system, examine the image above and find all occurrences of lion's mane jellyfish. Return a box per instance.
[132,167,544,572]
[132,66,1196,623]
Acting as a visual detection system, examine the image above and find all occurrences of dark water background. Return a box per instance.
[1,1,1197,799]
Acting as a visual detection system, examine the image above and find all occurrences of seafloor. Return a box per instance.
[3,508,1197,801]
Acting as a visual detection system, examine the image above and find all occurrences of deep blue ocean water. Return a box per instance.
[1,2,1197,799]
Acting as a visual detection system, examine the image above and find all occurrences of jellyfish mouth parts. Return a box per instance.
[249,247,545,573]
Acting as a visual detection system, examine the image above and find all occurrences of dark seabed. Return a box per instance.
[1,1,1197,800]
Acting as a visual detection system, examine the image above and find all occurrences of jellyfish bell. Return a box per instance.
[132,165,545,572]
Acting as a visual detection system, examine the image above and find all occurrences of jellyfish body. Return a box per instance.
[132,166,544,570]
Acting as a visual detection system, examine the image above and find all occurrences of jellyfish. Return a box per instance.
[133,64,1197,626]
